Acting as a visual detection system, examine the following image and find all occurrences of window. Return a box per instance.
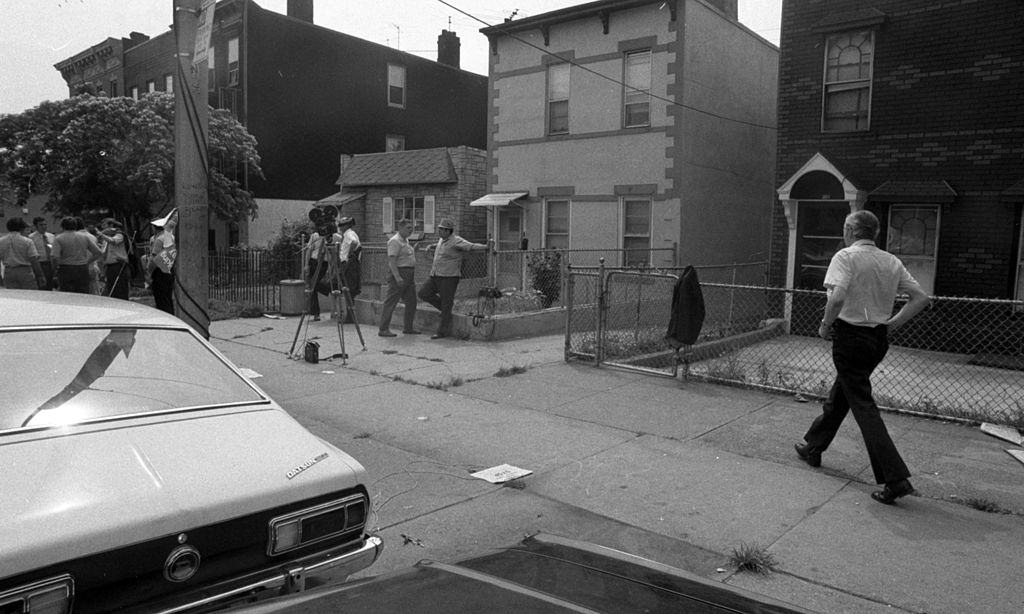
[623,50,651,128]
[388,64,406,108]
[887,205,939,295]
[227,37,239,86]
[219,87,240,116]
[383,195,434,233]
[164,74,173,93]
[130,86,139,100]
[109,80,118,97]
[147,80,156,94]
[544,200,569,249]
[386,134,405,152]
[822,31,873,132]
[622,199,652,265]
[547,63,570,134]
[208,45,216,88]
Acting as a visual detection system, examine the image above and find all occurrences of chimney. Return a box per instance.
[287,0,314,23]
[437,30,460,69]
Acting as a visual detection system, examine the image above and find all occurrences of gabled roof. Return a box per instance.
[337,148,457,187]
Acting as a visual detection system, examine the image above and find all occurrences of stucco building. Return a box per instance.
[772,0,1024,300]
[478,0,778,269]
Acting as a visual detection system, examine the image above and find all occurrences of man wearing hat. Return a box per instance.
[418,218,492,339]
[336,216,362,300]
[96,217,131,300]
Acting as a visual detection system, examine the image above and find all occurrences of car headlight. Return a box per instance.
[0,575,74,614]
[268,494,368,556]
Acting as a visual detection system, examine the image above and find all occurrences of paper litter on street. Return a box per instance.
[470,464,532,484]
[1007,450,1024,467]
[262,314,286,319]
[237,368,262,379]
[980,423,1024,446]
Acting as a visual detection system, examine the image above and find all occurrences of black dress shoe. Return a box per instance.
[871,480,914,505]
[430,333,447,340]
[794,442,821,468]
[378,330,397,337]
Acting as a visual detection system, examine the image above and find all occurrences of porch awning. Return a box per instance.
[316,191,365,206]
[868,180,956,203]
[470,192,528,207]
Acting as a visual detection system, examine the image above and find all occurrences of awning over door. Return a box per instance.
[470,192,528,207]
[869,180,956,203]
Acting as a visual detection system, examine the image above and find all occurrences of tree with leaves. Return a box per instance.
[0,93,263,233]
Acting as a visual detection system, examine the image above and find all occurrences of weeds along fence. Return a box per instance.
[566,264,1024,427]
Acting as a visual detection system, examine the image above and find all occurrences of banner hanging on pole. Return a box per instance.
[193,0,216,65]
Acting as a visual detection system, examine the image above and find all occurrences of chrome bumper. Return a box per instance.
[148,535,383,614]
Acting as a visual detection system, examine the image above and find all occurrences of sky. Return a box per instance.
[0,0,782,116]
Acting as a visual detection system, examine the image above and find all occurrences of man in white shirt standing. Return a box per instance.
[28,217,55,290]
[378,218,420,337]
[794,210,930,505]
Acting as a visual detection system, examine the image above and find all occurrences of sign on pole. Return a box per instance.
[193,0,216,66]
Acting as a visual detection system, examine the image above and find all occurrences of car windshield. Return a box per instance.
[1,327,264,432]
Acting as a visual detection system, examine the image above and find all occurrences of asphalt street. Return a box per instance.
[210,317,1024,614]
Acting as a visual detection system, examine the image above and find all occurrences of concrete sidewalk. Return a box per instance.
[211,315,1024,614]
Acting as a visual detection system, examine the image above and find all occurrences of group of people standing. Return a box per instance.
[0,215,131,299]
[302,216,491,340]
[0,210,178,316]
[377,217,491,340]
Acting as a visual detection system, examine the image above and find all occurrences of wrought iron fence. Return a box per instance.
[566,265,1024,427]
[208,249,302,311]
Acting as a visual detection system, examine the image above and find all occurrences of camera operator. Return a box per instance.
[302,221,341,321]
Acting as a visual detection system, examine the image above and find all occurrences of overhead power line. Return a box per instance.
[433,0,777,131]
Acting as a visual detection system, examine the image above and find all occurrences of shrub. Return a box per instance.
[527,250,562,308]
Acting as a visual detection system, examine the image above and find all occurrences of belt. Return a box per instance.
[5,264,30,269]
[835,319,887,330]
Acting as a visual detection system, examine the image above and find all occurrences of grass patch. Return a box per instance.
[495,365,529,378]
[728,542,777,575]
[353,432,371,439]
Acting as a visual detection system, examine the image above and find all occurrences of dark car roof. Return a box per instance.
[0,290,184,329]
[235,534,816,614]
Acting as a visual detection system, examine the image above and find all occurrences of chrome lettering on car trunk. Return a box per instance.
[287,453,329,479]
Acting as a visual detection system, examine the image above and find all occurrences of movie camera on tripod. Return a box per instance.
[307,204,340,228]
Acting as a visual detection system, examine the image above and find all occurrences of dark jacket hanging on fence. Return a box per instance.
[666,265,705,346]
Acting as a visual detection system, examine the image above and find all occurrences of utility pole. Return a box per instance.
[173,0,211,338]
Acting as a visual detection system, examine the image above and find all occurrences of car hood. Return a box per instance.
[0,408,366,579]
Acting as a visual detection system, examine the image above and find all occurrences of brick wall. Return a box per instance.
[773,0,1024,297]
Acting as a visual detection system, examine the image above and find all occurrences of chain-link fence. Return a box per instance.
[566,266,1024,427]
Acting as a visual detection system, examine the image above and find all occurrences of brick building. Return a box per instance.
[773,1,1024,300]
[55,0,488,249]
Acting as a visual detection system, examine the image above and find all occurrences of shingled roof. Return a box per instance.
[337,148,457,187]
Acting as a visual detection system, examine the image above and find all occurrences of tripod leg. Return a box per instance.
[343,287,366,349]
[332,289,347,364]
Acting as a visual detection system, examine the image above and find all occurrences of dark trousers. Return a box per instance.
[379,268,417,332]
[57,264,91,294]
[39,261,54,290]
[418,276,459,336]
[104,262,131,300]
[151,268,175,314]
[804,319,910,485]
[306,257,331,317]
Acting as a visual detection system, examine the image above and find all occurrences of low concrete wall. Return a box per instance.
[353,298,565,341]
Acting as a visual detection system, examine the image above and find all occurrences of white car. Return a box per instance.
[0,291,382,613]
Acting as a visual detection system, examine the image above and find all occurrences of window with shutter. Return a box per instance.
[424,196,435,233]
[382,197,394,233]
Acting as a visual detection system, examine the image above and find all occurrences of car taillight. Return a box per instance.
[0,575,73,614]
[268,494,368,556]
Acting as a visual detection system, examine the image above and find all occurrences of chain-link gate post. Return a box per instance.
[595,258,607,366]
[564,264,574,362]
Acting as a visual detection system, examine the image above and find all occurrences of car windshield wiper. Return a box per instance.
[22,330,137,427]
